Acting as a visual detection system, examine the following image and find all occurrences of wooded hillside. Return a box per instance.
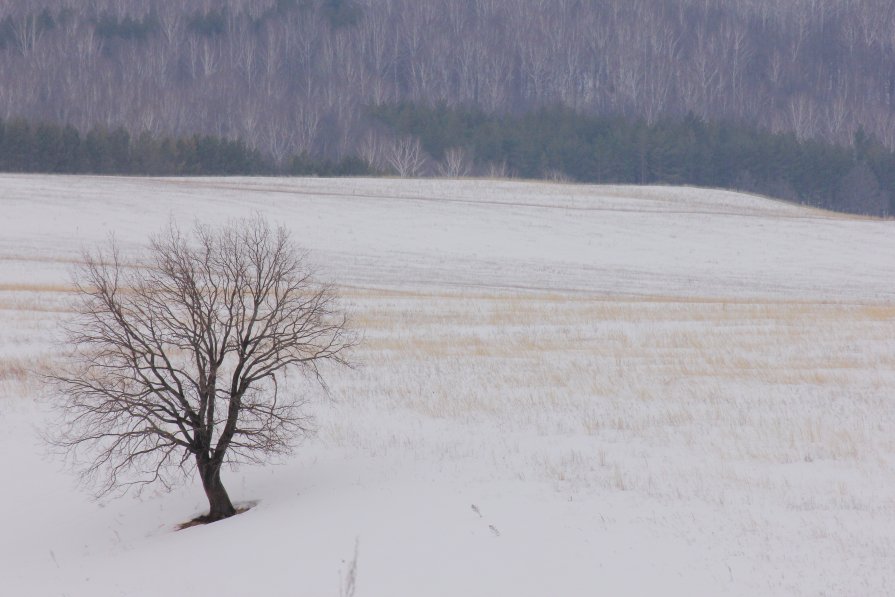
[1,0,893,213]
[3,0,894,157]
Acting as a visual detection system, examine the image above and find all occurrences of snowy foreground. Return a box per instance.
[1,175,894,596]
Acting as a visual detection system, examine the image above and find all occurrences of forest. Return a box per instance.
[373,105,893,215]
[2,108,891,215]
[0,119,368,176]
[0,0,893,213]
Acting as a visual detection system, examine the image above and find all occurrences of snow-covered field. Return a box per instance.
[1,174,894,596]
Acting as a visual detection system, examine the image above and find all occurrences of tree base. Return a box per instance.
[176,504,254,530]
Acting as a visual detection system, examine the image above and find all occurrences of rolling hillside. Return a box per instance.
[1,176,894,596]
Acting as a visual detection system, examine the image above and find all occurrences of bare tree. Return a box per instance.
[50,218,354,521]
[386,135,427,177]
[544,168,574,183]
[485,160,511,179]
[358,130,387,172]
[437,146,472,178]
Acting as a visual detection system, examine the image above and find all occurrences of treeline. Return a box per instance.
[0,119,369,176]
[372,105,893,215]
[1,109,890,216]
[4,0,895,162]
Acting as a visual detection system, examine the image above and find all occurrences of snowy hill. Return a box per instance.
[1,175,893,596]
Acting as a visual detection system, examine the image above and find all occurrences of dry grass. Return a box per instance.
[322,287,895,495]
[0,358,29,382]
[4,278,893,527]
[0,355,57,404]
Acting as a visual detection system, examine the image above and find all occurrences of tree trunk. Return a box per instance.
[198,459,236,521]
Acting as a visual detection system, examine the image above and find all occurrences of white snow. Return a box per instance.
[1,174,894,596]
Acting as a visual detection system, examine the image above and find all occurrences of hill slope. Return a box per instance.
[1,176,894,596]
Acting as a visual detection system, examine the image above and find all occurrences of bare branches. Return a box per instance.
[5,1,895,154]
[386,135,427,178]
[49,217,354,514]
[437,147,472,178]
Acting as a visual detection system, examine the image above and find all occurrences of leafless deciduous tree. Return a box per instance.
[386,135,427,177]
[50,218,353,521]
[485,160,511,179]
[437,147,472,178]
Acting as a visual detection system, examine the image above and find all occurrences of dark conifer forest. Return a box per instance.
[0,0,893,214]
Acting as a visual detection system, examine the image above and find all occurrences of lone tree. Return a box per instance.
[51,218,353,521]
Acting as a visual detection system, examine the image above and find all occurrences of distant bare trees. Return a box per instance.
[437,147,472,178]
[0,0,894,157]
[485,160,510,179]
[50,218,353,521]
[386,135,426,177]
